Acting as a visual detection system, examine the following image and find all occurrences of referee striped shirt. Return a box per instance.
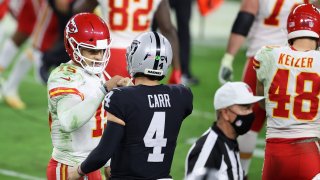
[185,124,244,180]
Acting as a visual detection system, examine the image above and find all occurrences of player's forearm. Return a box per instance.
[80,121,124,174]
[226,33,246,56]
[227,0,257,55]
[58,90,105,132]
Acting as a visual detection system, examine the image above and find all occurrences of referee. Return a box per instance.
[185,82,264,179]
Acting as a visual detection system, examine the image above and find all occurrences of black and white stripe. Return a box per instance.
[152,31,161,70]
[185,126,244,180]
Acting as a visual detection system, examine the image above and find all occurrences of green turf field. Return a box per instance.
[0,45,265,180]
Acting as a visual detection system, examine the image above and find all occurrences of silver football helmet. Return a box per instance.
[126,31,173,78]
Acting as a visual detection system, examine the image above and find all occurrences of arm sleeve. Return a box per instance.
[178,85,193,118]
[184,86,193,118]
[57,89,105,132]
[80,121,124,174]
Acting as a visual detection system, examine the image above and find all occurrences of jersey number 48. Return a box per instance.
[269,69,320,121]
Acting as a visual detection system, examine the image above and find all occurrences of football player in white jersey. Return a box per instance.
[46,13,126,180]
[73,0,182,84]
[254,4,320,179]
[218,0,317,176]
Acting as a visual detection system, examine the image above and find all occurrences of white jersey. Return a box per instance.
[97,0,162,48]
[47,62,107,166]
[246,0,311,57]
[255,46,320,139]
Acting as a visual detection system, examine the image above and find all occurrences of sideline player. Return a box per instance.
[0,0,40,107]
[0,0,58,109]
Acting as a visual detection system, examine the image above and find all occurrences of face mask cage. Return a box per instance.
[68,37,111,74]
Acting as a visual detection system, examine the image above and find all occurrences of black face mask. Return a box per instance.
[230,111,255,135]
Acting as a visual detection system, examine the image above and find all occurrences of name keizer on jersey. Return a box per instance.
[278,53,313,68]
[148,94,171,108]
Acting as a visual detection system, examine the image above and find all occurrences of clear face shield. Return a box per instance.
[69,38,111,74]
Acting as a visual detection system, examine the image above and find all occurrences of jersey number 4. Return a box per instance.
[269,69,320,121]
[143,112,167,162]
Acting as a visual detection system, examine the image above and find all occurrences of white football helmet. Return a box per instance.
[126,32,172,78]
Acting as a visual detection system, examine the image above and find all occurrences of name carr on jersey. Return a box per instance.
[148,94,171,108]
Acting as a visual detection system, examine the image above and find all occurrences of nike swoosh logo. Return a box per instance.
[60,77,71,81]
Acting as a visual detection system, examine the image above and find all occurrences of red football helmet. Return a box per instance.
[287,4,320,40]
[64,13,111,74]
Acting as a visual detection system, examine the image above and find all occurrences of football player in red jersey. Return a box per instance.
[217,0,317,176]
[254,4,320,179]
[73,0,182,84]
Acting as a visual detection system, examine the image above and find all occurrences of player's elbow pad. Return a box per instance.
[231,11,255,36]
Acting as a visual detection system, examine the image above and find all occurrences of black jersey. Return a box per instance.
[104,84,193,179]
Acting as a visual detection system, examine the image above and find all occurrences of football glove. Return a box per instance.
[168,69,181,84]
[218,53,234,84]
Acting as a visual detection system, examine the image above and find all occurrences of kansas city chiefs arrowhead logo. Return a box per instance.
[66,18,78,34]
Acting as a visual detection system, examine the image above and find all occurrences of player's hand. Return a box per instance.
[104,166,111,180]
[67,166,81,180]
[105,75,123,91]
[117,77,134,87]
[218,53,234,84]
[168,69,181,84]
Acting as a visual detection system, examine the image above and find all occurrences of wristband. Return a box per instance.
[100,83,109,95]
[231,11,255,36]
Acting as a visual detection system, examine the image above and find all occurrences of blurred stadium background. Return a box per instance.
[0,1,265,179]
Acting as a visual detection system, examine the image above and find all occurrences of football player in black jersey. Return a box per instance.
[68,31,193,180]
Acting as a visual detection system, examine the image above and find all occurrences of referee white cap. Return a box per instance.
[214,82,264,110]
